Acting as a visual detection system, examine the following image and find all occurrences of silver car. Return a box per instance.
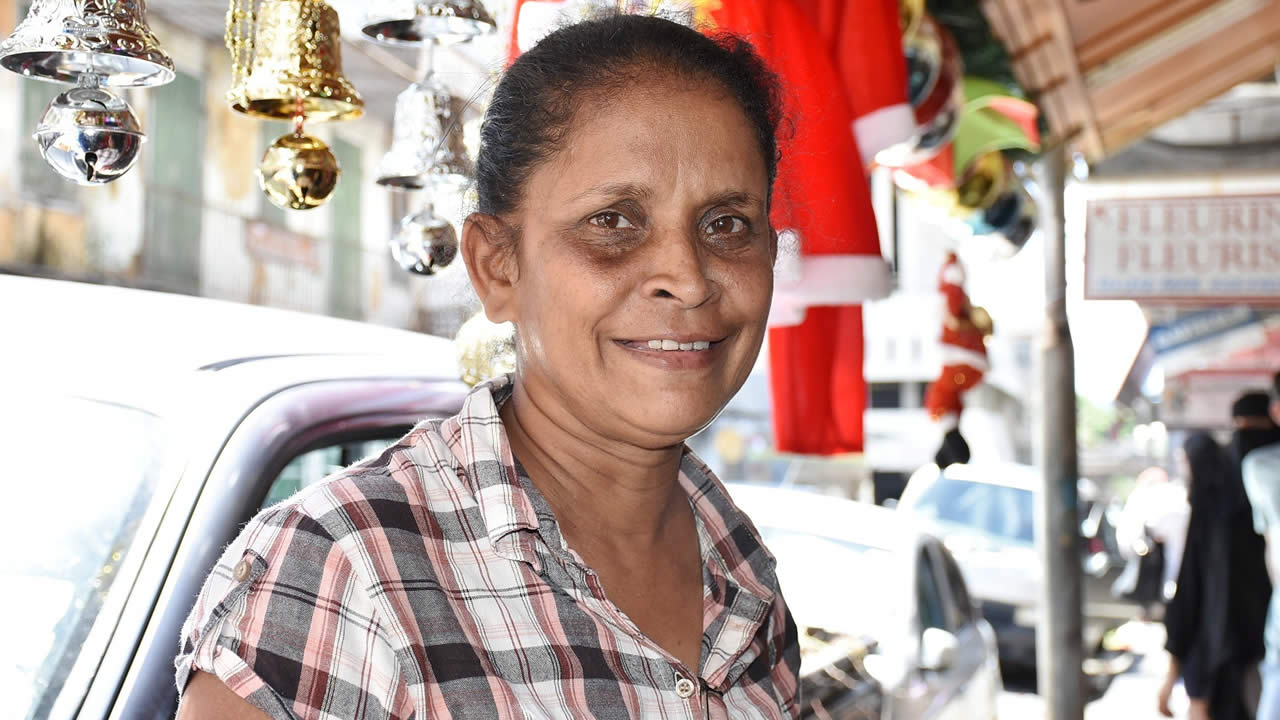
[726,484,1001,720]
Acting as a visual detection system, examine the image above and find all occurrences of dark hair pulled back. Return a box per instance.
[475,12,784,217]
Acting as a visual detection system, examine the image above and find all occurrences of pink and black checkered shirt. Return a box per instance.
[176,376,801,719]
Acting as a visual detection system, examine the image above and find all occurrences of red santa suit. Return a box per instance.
[924,252,989,426]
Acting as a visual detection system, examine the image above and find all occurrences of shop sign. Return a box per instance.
[244,220,319,270]
[1085,193,1280,303]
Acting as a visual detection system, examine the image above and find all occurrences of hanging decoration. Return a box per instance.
[389,203,458,275]
[376,42,472,191]
[362,0,495,45]
[455,310,516,387]
[924,252,992,468]
[0,0,174,184]
[226,0,363,209]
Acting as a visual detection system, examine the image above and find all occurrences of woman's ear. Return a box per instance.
[461,213,520,325]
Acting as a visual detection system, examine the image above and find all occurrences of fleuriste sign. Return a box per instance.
[1085,192,1280,303]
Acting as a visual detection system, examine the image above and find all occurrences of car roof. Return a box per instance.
[2,275,463,411]
[921,462,1042,490]
[724,482,920,552]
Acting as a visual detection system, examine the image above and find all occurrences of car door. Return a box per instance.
[932,541,999,720]
[890,544,963,720]
[92,375,466,720]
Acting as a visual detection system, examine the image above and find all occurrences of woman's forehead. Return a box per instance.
[531,80,769,205]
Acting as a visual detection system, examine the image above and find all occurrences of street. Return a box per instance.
[999,622,1185,720]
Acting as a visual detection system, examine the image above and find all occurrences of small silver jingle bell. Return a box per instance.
[33,82,145,185]
[389,207,458,275]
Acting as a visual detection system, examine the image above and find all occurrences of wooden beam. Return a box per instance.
[1089,2,1280,128]
[1099,42,1280,154]
[1068,0,1221,72]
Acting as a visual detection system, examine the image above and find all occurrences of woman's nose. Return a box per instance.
[642,230,715,308]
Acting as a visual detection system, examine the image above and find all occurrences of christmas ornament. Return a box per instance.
[389,205,458,274]
[362,0,495,45]
[876,14,962,168]
[225,0,363,122]
[0,0,174,87]
[376,78,447,189]
[33,81,145,185]
[0,0,173,184]
[257,122,340,210]
[924,252,991,467]
[455,310,516,387]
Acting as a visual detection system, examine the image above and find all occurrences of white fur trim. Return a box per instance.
[939,346,991,372]
[854,104,916,165]
[768,255,893,327]
[941,263,965,286]
[516,1,566,52]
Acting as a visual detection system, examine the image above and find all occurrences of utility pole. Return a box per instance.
[1032,142,1084,720]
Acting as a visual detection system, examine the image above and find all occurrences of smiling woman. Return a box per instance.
[175,11,800,720]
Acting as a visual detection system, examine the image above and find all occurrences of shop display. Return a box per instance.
[257,122,341,210]
[924,252,992,467]
[362,0,496,45]
[0,0,174,184]
[389,204,458,275]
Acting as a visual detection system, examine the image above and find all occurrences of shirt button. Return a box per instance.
[233,558,253,583]
[675,676,696,699]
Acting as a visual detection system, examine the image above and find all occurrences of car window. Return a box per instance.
[263,438,401,508]
[910,476,1035,546]
[938,547,975,629]
[0,394,174,720]
[916,548,947,633]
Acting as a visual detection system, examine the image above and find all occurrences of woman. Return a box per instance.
[176,12,800,720]
[1160,432,1271,720]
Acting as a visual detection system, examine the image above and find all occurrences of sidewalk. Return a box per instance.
[998,622,1185,720]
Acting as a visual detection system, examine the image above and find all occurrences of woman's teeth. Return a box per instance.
[645,339,712,351]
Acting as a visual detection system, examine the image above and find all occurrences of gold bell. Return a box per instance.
[955,151,1007,212]
[226,0,363,122]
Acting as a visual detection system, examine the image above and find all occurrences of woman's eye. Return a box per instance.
[706,215,748,235]
[589,212,634,230]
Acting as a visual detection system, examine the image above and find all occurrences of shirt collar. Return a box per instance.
[439,374,780,678]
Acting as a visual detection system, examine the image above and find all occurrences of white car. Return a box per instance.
[727,484,1001,720]
[897,463,1137,678]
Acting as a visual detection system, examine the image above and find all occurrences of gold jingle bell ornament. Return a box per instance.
[257,118,340,210]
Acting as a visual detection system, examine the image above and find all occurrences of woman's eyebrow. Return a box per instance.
[702,191,764,209]
[568,182,653,204]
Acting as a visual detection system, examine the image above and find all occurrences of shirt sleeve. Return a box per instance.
[770,591,802,718]
[1243,452,1279,536]
[175,505,413,720]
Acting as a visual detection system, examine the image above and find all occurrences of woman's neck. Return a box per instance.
[500,378,690,551]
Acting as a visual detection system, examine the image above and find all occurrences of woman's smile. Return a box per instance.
[613,335,730,371]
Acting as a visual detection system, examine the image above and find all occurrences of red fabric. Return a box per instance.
[924,364,985,419]
[801,0,909,150]
[709,0,885,454]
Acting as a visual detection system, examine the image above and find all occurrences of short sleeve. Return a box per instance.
[1243,452,1280,536]
[175,505,413,720]
[770,592,802,718]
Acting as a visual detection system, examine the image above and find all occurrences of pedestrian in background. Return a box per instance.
[1114,466,1188,613]
[1160,432,1271,720]
[1243,375,1280,720]
[1232,391,1280,464]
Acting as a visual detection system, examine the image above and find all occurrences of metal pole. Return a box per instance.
[1032,142,1084,720]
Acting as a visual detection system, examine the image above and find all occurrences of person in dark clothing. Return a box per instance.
[1160,432,1273,720]
[1231,391,1280,463]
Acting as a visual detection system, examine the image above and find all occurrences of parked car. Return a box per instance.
[896,462,1139,680]
[726,483,1001,720]
[3,275,914,720]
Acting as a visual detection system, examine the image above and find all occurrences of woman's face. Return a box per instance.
[498,75,775,448]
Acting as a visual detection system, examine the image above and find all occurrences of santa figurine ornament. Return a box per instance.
[924,251,993,467]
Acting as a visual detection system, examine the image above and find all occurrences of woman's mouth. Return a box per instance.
[614,337,726,370]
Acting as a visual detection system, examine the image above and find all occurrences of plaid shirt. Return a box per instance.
[176,376,801,719]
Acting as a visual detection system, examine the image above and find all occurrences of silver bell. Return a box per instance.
[390,207,458,275]
[362,0,496,45]
[376,77,448,190]
[0,0,174,87]
[33,84,145,185]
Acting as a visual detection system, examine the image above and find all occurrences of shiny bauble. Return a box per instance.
[389,208,457,275]
[256,131,340,210]
[33,86,145,185]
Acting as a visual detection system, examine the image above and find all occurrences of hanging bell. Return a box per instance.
[376,77,448,189]
[965,169,1037,257]
[428,91,472,188]
[390,206,457,275]
[225,0,363,122]
[33,81,145,184]
[0,0,174,87]
[954,150,1008,211]
[257,127,341,210]
[362,0,496,45]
